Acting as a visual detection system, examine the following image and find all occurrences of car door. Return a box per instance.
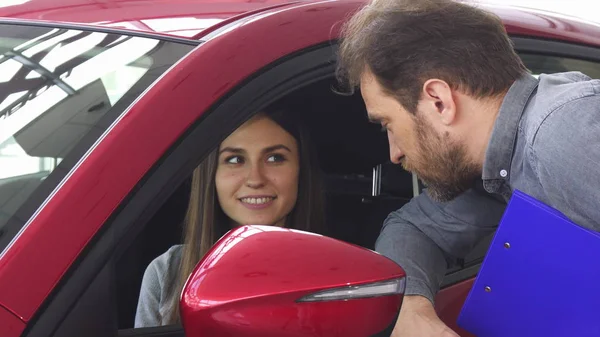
[0,2,368,337]
[0,22,196,337]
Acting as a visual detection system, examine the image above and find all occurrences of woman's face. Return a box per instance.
[215,114,300,227]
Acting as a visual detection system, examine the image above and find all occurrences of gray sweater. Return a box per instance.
[134,245,183,327]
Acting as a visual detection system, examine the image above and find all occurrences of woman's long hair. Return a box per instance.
[167,108,325,324]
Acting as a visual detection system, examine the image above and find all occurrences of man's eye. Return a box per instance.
[226,156,243,164]
[267,154,286,163]
[380,125,387,133]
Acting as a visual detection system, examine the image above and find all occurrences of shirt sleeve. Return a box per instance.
[134,258,164,328]
[531,92,600,231]
[375,183,506,303]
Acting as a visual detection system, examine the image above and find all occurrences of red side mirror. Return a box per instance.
[180,225,405,337]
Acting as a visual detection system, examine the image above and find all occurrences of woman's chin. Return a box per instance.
[232,217,285,228]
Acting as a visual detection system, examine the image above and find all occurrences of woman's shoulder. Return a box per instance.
[146,245,184,277]
[136,245,184,328]
[151,244,183,268]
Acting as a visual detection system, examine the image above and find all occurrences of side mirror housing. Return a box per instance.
[180,225,405,337]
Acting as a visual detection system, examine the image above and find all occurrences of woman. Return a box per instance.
[134,108,325,327]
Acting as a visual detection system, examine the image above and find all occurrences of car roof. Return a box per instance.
[0,0,599,47]
[0,0,306,40]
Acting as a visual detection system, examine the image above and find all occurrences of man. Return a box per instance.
[336,0,600,336]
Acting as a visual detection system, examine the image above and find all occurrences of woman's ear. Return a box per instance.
[422,79,457,126]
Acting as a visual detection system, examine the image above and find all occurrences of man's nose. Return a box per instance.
[246,163,266,188]
[388,133,404,164]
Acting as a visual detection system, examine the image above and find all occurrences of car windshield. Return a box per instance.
[0,24,194,252]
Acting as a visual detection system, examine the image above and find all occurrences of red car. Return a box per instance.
[0,0,599,336]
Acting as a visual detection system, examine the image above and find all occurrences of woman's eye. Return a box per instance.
[225,156,243,164]
[267,154,286,163]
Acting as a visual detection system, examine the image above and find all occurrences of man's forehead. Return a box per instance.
[359,70,377,90]
[359,76,377,105]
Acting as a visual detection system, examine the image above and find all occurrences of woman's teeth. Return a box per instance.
[241,197,274,205]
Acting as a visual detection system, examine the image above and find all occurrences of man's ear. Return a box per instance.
[422,79,457,126]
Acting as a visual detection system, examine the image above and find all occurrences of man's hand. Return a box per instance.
[391,295,460,337]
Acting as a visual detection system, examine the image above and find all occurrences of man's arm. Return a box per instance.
[375,183,506,303]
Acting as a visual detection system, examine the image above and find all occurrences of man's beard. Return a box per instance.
[402,116,481,203]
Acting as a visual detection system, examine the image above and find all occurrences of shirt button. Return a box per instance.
[500,169,508,178]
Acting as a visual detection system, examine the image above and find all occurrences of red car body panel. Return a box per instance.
[181,225,405,337]
[0,0,302,39]
[186,226,406,302]
[0,0,367,327]
[2,0,600,46]
[0,0,599,336]
[486,4,600,47]
[435,279,477,337]
[0,307,24,337]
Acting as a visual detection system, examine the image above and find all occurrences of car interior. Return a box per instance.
[114,76,423,329]
[113,74,500,330]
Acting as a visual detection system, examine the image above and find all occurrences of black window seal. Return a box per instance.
[0,19,201,46]
[512,36,600,64]
[22,42,338,337]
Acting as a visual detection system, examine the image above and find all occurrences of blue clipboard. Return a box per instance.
[457,189,600,337]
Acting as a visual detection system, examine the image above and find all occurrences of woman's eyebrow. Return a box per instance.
[219,147,244,154]
[263,144,292,153]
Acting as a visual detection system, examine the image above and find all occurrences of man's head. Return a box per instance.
[337,0,527,201]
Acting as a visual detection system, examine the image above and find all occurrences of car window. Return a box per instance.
[521,53,600,79]
[0,24,194,252]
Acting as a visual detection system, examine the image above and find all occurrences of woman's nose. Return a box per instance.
[245,163,266,188]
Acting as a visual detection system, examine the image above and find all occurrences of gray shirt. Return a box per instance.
[134,245,183,327]
[375,72,600,302]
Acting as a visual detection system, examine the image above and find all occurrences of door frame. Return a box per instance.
[24,43,339,337]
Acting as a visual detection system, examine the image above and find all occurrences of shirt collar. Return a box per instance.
[482,73,539,184]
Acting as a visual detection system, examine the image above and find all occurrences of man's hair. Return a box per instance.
[336,0,528,113]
